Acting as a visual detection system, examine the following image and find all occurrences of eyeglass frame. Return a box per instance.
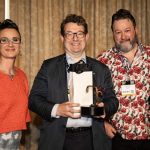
[0,37,21,44]
[64,31,86,40]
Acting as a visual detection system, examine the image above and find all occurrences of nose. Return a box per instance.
[8,40,14,46]
[73,33,78,40]
[121,32,126,40]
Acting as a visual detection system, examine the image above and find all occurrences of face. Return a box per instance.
[61,23,89,57]
[0,28,21,60]
[112,19,138,53]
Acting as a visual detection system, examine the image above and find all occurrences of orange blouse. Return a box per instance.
[0,67,31,133]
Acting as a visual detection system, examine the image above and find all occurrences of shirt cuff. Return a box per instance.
[51,104,60,118]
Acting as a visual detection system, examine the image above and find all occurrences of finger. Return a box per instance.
[110,132,115,138]
[105,128,116,138]
[111,127,117,134]
[67,111,81,118]
[72,106,81,112]
[96,102,104,107]
[109,128,117,138]
[72,113,81,118]
[69,103,80,107]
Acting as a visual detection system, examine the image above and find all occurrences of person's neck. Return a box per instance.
[67,52,85,63]
[0,58,15,75]
[121,43,138,63]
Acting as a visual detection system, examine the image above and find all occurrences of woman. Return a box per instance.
[0,19,31,149]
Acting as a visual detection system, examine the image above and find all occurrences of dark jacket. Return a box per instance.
[29,54,119,150]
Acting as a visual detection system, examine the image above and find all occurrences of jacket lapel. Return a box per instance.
[56,55,68,102]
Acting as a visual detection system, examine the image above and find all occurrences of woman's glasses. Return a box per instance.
[0,37,21,44]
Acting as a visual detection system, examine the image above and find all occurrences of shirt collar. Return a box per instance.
[66,52,86,64]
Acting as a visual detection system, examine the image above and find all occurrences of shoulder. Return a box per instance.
[36,54,66,75]
[87,56,110,71]
[16,68,28,83]
[87,56,105,65]
[97,48,114,58]
[97,48,115,64]
[141,46,150,62]
[42,54,65,66]
[16,68,27,78]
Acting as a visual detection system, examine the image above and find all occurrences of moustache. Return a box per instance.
[120,39,130,43]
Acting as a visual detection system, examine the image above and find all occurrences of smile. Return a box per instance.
[72,43,80,46]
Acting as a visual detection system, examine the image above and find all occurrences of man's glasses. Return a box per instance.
[0,37,21,44]
[64,31,85,40]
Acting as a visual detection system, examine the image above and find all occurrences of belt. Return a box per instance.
[66,127,92,133]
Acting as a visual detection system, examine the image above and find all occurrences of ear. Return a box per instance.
[60,35,64,42]
[135,27,138,34]
[85,33,89,41]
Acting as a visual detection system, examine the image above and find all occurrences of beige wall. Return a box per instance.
[0,0,150,149]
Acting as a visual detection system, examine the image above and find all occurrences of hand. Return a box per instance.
[104,121,116,138]
[57,101,81,118]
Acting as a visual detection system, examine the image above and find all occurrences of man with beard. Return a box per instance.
[97,9,150,150]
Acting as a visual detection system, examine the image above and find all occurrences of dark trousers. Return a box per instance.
[112,133,150,150]
[63,127,94,150]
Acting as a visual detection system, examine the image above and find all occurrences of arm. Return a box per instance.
[29,61,53,121]
[29,61,81,121]
[99,66,119,119]
[103,67,119,119]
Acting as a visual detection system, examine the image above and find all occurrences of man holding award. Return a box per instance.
[29,14,119,150]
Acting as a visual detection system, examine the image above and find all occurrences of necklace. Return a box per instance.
[8,74,15,80]
[0,66,16,80]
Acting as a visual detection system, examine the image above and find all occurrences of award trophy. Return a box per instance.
[68,61,104,118]
[81,86,104,117]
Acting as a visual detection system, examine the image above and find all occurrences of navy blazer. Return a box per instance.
[29,54,118,150]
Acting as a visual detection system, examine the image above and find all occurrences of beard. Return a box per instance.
[115,34,138,53]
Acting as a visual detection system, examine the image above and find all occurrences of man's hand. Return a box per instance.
[104,121,116,138]
[57,101,81,118]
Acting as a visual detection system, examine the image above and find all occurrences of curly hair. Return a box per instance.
[60,14,88,36]
[111,9,136,31]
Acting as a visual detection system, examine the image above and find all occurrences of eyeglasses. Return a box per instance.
[0,37,21,44]
[64,31,85,40]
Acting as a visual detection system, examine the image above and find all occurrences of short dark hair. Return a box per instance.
[111,9,136,31]
[60,14,88,36]
[0,19,21,39]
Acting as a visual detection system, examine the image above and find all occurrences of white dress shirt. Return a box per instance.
[51,53,92,127]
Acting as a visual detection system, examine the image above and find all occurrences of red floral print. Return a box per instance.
[98,45,150,140]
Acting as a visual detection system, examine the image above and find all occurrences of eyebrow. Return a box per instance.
[65,30,84,33]
[0,36,20,38]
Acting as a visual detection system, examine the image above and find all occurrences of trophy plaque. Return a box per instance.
[69,68,104,117]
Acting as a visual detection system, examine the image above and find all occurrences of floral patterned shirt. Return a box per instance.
[97,44,150,140]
